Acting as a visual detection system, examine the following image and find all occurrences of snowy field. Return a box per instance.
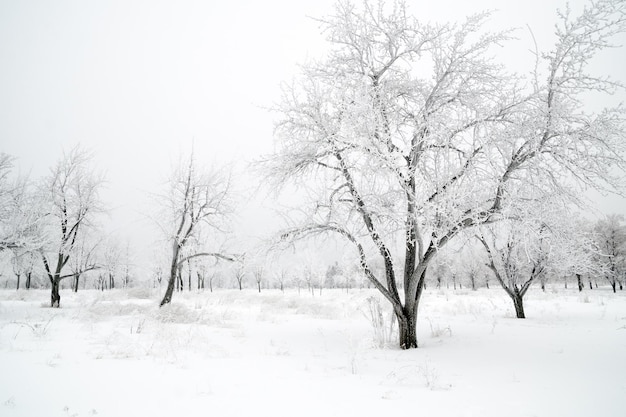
[1,287,625,417]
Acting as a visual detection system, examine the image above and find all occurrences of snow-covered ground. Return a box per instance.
[1,287,625,417]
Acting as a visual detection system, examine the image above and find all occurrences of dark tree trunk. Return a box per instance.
[611,281,616,293]
[397,309,418,349]
[51,278,61,307]
[73,274,81,293]
[512,292,525,319]
[16,274,20,290]
[589,280,593,290]
[188,262,192,291]
[257,281,261,293]
[576,274,584,292]
[160,245,181,307]
[25,273,31,289]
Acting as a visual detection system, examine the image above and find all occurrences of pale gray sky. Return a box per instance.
[1,0,624,269]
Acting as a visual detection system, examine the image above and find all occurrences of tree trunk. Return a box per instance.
[512,292,525,319]
[397,308,418,349]
[160,245,181,307]
[611,281,616,293]
[51,278,61,307]
[188,262,192,291]
[257,281,261,293]
[589,280,593,290]
[74,274,81,293]
[576,274,583,292]
[25,273,31,289]
[16,273,20,290]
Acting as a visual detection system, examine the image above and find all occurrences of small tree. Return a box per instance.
[69,236,100,292]
[477,222,549,319]
[476,205,583,318]
[234,260,246,290]
[592,215,626,292]
[11,250,24,290]
[40,147,104,307]
[253,267,263,293]
[102,241,121,291]
[159,152,235,306]
[275,268,288,292]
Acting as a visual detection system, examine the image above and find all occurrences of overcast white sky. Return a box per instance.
[1,0,625,269]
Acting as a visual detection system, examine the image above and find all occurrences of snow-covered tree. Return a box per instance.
[477,218,552,318]
[69,235,100,292]
[40,147,104,307]
[477,202,597,317]
[0,154,44,253]
[159,152,235,306]
[592,214,626,292]
[264,0,626,348]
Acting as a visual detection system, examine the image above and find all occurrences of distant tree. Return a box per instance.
[234,260,246,291]
[158,152,235,306]
[476,205,584,318]
[21,251,37,289]
[39,147,104,307]
[196,261,207,290]
[477,220,550,318]
[69,235,100,292]
[264,0,626,348]
[0,154,44,254]
[11,251,24,290]
[254,266,264,293]
[275,268,288,292]
[592,215,626,292]
[102,241,121,290]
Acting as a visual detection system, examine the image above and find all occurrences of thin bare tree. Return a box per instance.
[159,152,235,306]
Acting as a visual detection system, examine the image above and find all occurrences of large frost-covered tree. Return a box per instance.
[264,0,626,348]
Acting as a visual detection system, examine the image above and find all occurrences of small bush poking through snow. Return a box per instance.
[362,296,396,348]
